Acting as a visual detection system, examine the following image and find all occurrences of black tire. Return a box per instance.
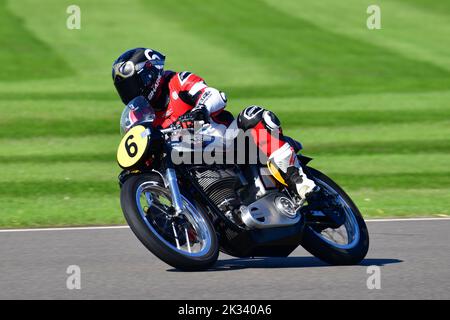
[300,167,369,265]
[120,173,219,271]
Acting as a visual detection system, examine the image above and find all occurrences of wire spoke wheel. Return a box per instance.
[135,182,213,257]
[121,173,219,270]
[299,167,369,265]
[309,177,360,249]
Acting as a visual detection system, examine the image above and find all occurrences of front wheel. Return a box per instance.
[120,173,219,271]
[300,168,369,265]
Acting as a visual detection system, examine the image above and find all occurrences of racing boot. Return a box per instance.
[267,142,318,199]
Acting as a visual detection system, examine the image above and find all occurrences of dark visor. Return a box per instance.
[114,75,142,104]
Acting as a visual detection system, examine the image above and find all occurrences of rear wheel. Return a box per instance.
[120,173,219,271]
[300,168,369,265]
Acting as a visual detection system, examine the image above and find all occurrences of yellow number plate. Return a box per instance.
[117,125,150,169]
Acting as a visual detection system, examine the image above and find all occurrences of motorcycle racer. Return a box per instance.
[112,47,317,200]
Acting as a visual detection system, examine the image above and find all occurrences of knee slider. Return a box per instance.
[262,110,281,132]
[237,105,264,130]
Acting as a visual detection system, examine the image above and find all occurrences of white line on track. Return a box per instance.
[0,225,129,233]
[367,217,450,222]
[0,217,448,233]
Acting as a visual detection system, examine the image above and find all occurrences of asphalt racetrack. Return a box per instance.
[1,219,449,300]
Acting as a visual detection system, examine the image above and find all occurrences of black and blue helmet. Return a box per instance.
[112,48,165,104]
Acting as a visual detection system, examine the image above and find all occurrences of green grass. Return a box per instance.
[0,0,449,227]
[0,2,72,80]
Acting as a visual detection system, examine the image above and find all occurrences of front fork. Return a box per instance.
[165,168,184,216]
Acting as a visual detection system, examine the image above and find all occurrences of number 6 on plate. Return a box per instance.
[117,125,150,169]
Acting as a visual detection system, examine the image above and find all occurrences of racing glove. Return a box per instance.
[176,106,210,129]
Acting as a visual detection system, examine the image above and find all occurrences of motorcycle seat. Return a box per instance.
[284,136,303,153]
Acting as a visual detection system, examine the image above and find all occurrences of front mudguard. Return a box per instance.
[118,170,135,188]
[118,169,165,188]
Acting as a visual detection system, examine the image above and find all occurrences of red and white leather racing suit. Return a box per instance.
[151,70,316,198]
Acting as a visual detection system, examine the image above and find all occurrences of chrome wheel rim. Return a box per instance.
[309,178,360,249]
[135,181,212,257]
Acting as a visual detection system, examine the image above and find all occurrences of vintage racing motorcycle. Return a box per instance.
[117,96,369,271]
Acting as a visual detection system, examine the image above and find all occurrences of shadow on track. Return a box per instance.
[167,257,402,272]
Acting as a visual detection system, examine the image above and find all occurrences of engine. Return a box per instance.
[193,166,301,229]
[194,168,241,212]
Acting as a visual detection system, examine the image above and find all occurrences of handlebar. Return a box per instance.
[159,121,208,136]
[160,125,180,135]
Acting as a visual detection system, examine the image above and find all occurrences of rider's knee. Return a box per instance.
[237,106,281,133]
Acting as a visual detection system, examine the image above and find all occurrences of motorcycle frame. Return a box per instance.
[118,123,319,258]
[177,158,318,258]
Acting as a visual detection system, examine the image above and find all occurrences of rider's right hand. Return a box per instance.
[175,114,194,129]
[175,107,210,129]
